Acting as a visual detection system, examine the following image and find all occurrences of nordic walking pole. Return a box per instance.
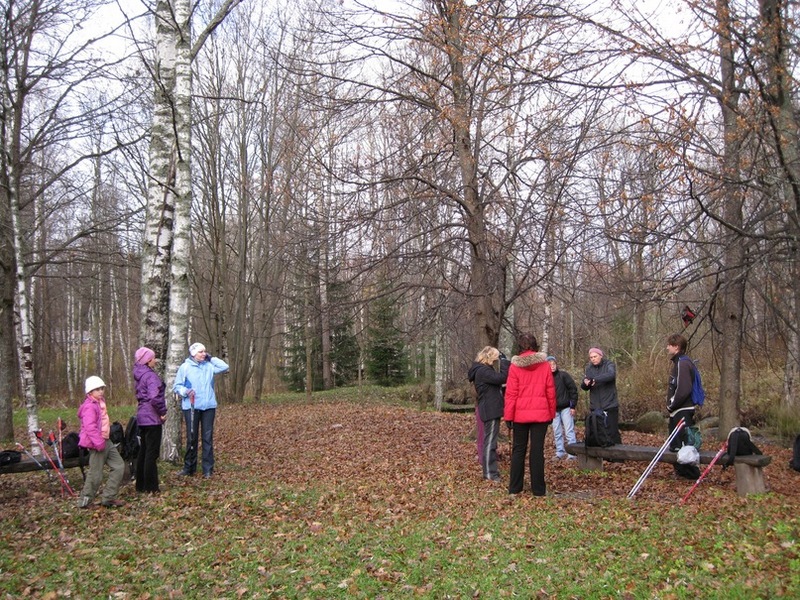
[627,418,686,499]
[189,389,195,441]
[34,431,75,497]
[48,429,75,494]
[681,441,728,505]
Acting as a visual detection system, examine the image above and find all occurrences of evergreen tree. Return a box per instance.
[366,295,408,386]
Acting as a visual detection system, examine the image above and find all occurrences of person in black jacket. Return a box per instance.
[667,333,701,479]
[468,346,510,482]
[547,356,578,459]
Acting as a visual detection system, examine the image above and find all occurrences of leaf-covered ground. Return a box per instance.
[1,398,798,598]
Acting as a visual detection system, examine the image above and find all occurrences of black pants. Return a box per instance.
[669,410,700,480]
[135,424,163,493]
[509,422,549,496]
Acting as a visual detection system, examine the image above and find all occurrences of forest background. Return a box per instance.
[1,0,799,454]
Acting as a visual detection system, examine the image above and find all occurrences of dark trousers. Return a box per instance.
[135,424,163,492]
[669,410,700,479]
[183,408,215,476]
[509,422,549,496]
[481,418,501,480]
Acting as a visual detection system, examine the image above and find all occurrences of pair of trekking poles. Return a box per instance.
[16,417,76,497]
[627,417,729,503]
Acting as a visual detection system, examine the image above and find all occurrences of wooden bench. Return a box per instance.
[566,442,772,496]
[0,455,85,476]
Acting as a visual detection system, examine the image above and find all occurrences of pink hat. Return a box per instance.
[135,347,155,365]
[589,347,604,357]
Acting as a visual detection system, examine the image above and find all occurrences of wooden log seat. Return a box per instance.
[0,455,84,475]
[565,442,772,496]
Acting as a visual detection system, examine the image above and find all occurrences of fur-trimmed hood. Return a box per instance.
[511,351,548,369]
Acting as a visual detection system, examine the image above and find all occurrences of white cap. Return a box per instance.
[85,376,106,394]
[189,342,206,357]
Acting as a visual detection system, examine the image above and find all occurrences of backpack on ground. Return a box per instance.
[121,416,140,461]
[585,409,615,447]
[60,432,80,459]
[110,421,125,446]
[723,427,761,468]
[61,431,89,480]
[790,434,800,473]
[678,356,705,407]
[0,450,21,466]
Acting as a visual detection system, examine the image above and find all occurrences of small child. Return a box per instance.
[77,376,126,509]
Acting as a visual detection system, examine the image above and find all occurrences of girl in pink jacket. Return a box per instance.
[77,376,125,509]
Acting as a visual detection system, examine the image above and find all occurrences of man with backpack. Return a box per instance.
[666,333,701,480]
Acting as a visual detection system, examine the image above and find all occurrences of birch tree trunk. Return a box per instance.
[139,0,241,461]
[10,170,39,452]
[434,313,445,411]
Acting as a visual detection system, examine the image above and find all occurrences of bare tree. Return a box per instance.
[0,0,138,445]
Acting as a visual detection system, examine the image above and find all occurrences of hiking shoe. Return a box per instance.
[101,499,126,508]
[177,470,193,477]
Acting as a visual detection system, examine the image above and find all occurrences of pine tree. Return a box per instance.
[366,295,408,387]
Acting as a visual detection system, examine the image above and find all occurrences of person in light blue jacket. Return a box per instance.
[173,342,229,478]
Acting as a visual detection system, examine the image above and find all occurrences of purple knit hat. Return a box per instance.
[589,347,604,357]
[135,347,155,365]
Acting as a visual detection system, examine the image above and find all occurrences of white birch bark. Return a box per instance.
[139,0,241,461]
[10,170,39,452]
[434,313,445,411]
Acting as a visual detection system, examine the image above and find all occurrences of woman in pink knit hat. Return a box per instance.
[132,347,167,493]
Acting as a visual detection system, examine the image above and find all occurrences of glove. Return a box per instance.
[205,354,212,362]
[498,352,507,361]
[506,420,513,430]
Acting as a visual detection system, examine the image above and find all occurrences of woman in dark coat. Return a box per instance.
[581,347,622,444]
[468,346,510,482]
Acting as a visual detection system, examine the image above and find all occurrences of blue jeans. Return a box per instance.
[552,407,577,457]
[183,408,215,476]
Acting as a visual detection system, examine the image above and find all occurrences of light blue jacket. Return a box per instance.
[173,356,229,410]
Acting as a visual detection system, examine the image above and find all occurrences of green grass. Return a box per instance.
[3,484,795,598]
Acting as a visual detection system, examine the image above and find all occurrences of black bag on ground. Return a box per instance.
[790,434,800,473]
[723,427,761,468]
[121,416,140,461]
[585,409,615,447]
[110,421,125,446]
[60,432,80,459]
[0,450,22,466]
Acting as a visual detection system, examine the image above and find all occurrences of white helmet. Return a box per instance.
[85,376,106,394]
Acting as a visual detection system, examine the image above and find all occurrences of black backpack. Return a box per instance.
[585,409,615,447]
[60,432,80,459]
[110,421,125,445]
[121,416,140,461]
[790,434,800,473]
[0,450,21,466]
[724,427,762,468]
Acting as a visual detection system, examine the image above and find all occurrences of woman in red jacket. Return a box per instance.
[504,333,556,496]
